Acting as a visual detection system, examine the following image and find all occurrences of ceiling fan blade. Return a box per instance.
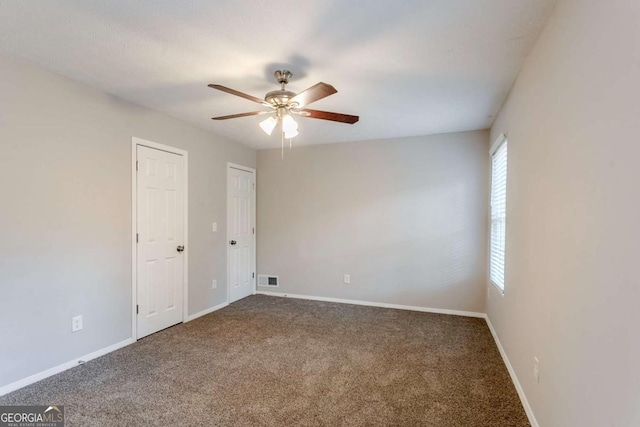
[295,109,359,124]
[289,82,337,107]
[208,84,271,107]
[212,111,272,120]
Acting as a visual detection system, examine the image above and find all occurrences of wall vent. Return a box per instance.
[258,275,279,287]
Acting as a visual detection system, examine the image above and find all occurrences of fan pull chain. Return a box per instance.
[281,131,284,159]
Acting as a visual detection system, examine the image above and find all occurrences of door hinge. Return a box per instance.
[136,160,139,171]
[252,227,255,235]
[136,304,139,314]
[136,233,139,243]
[252,272,255,279]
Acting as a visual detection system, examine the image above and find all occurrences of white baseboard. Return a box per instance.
[185,301,229,322]
[255,291,485,318]
[485,317,539,427]
[0,338,134,397]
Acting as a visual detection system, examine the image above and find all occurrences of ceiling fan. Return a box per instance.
[209,70,359,141]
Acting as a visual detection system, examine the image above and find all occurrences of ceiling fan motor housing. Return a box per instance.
[265,90,297,107]
[267,70,296,107]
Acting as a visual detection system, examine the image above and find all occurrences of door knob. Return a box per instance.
[177,245,185,252]
[230,240,237,245]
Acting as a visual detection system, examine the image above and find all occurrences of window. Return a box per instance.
[489,136,508,291]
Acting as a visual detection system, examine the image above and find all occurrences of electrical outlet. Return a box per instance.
[72,315,83,332]
[533,357,540,383]
[212,222,217,232]
[344,274,351,284]
[212,279,217,290]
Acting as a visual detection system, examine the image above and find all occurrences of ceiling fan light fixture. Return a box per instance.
[259,116,278,135]
[284,128,299,139]
[281,114,298,134]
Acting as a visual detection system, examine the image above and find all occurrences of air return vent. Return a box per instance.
[258,275,279,287]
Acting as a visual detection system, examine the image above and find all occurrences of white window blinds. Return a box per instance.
[490,138,508,290]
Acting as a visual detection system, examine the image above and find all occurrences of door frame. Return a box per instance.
[131,137,189,341]
[226,162,257,304]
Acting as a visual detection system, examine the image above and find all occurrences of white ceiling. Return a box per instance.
[0,0,556,149]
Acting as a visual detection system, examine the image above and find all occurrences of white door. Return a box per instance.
[136,145,185,339]
[228,165,256,303]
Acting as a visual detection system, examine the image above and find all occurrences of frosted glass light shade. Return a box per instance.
[281,114,298,136]
[284,128,299,139]
[259,116,278,135]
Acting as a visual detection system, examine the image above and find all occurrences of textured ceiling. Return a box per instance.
[0,0,556,149]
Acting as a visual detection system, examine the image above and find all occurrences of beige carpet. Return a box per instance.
[0,295,529,426]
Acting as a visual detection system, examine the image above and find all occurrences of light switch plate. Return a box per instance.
[212,222,217,232]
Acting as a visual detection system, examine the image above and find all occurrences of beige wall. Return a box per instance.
[488,0,640,425]
[0,54,255,388]
[257,131,489,313]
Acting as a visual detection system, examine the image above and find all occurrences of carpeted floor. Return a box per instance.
[0,295,529,426]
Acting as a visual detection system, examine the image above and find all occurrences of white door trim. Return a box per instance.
[226,162,257,304]
[131,137,189,341]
